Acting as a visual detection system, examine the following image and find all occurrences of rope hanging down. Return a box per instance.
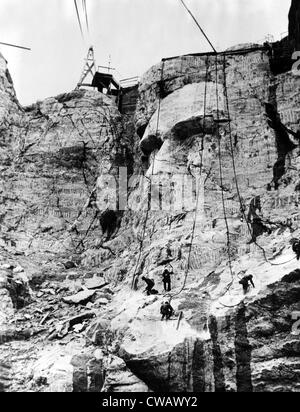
[170,56,210,301]
[215,55,235,295]
[179,0,217,54]
[131,60,166,290]
[222,55,296,267]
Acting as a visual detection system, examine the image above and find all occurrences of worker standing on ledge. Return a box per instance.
[162,264,173,292]
[239,275,255,294]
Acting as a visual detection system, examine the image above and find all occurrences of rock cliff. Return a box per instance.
[0,2,300,393]
[289,0,300,51]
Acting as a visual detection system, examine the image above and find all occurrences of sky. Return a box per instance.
[0,0,291,105]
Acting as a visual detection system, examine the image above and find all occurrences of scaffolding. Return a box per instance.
[77,46,97,89]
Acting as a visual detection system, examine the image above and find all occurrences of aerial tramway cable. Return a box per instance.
[0,41,31,51]
[74,0,84,40]
[82,0,90,35]
[179,0,217,54]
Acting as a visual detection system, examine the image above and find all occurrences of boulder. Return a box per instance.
[102,355,150,392]
[32,345,105,392]
[84,277,108,290]
[63,290,96,305]
[48,312,96,340]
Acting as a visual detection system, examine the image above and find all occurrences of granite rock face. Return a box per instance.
[0,71,135,270]
[116,43,300,392]
[0,52,23,139]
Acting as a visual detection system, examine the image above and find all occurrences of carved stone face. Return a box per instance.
[140,81,224,171]
[135,81,226,222]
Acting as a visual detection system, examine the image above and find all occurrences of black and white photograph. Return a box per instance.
[0,0,300,397]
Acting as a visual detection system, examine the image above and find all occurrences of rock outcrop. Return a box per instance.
[289,0,300,51]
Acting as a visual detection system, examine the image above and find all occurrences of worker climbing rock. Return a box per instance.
[141,276,155,295]
[239,275,255,294]
[291,238,300,260]
[247,196,271,242]
[162,264,173,292]
[160,301,174,321]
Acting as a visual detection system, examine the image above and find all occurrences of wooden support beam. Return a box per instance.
[176,311,183,330]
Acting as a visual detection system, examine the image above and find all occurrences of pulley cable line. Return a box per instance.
[131,59,166,290]
[179,0,217,54]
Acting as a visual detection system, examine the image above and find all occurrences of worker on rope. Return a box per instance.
[291,238,300,261]
[160,301,174,321]
[141,276,156,295]
[239,274,255,295]
[247,196,271,242]
[162,264,173,292]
